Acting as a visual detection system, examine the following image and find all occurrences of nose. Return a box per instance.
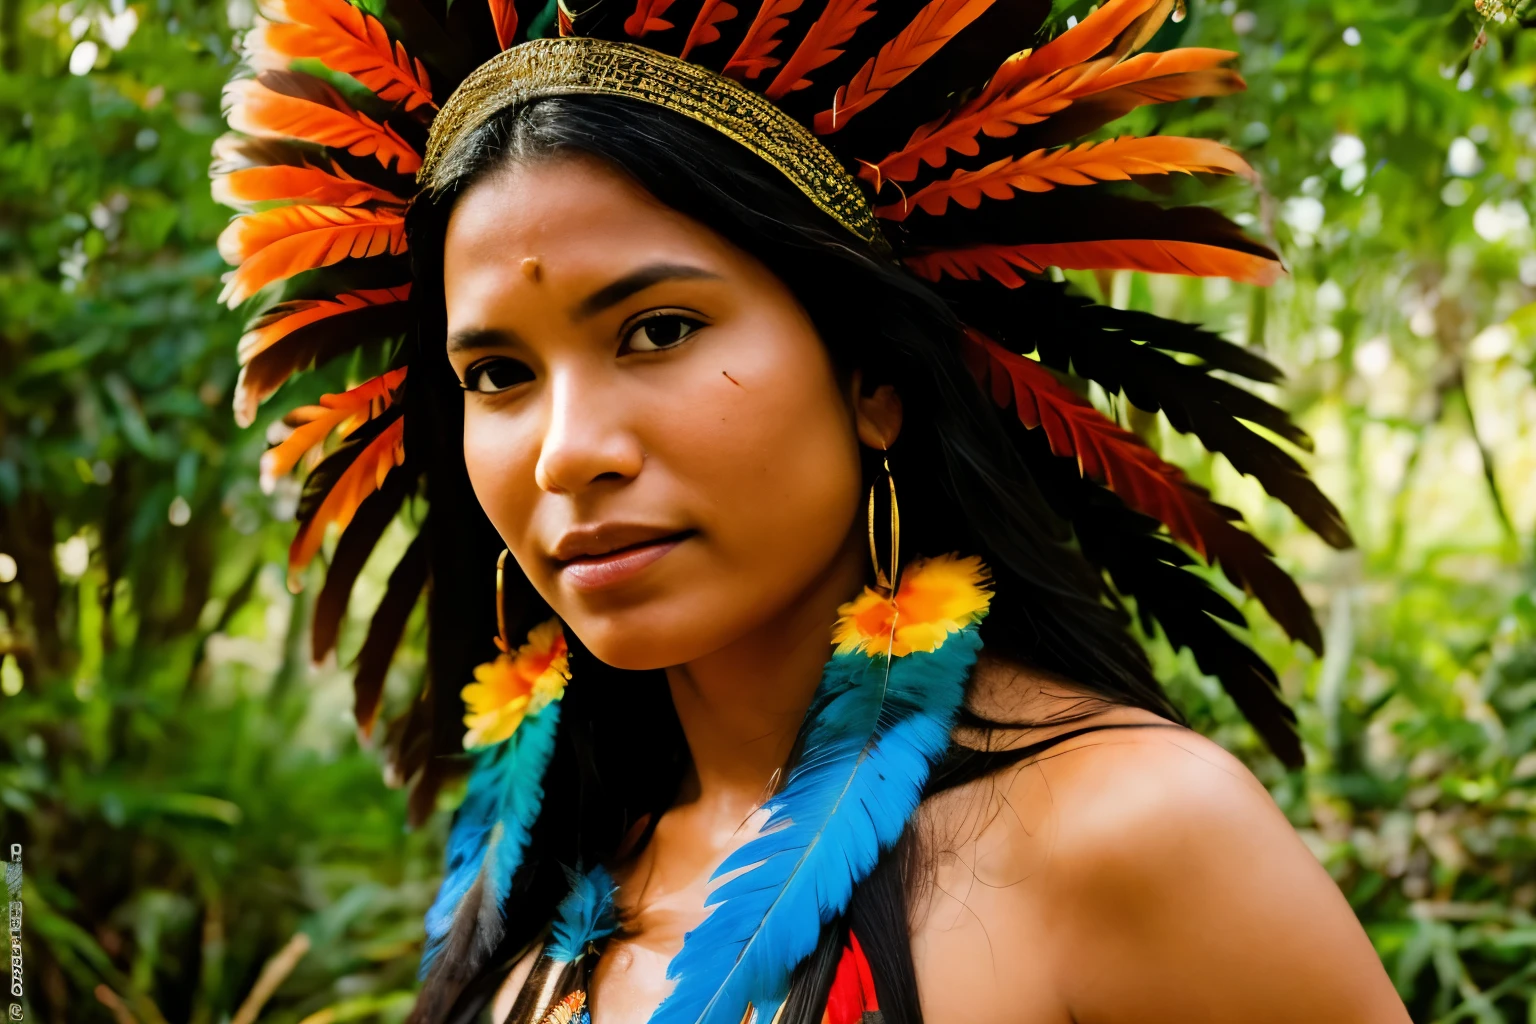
[533,364,645,494]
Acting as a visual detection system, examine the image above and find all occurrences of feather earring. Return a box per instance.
[652,460,992,1024]
[420,551,572,977]
[501,865,620,1024]
[547,864,621,964]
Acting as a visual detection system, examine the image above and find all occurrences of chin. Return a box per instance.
[564,603,724,671]
[559,577,761,672]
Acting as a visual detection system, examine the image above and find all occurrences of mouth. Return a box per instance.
[553,527,695,592]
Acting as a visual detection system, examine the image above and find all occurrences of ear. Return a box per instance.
[848,370,903,450]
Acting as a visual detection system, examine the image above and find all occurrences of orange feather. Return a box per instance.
[262,368,408,483]
[961,328,1320,652]
[905,239,1283,288]
[224,76,422,174]
[875,136,1253,221]
[765,0,879,99]
[288,415,407,576]
[988,0,1165,91]
[234,286,411,426]
[724,0,808,79]
[812,0,997,134]
[1085,46,1239,93]
[489,0,519,48]
[212,161,407,209]
[870,47,1237,182]
[247,0,434,111]
[625,0,679,36]
[1096,66,1244,106]
[681,0,740,58]
[218,205,407,307]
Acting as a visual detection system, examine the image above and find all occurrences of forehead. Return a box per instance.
[442,154,729,288]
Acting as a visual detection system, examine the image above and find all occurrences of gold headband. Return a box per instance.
[419,37,886,251]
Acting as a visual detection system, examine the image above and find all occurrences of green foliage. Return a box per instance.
[1,0,1535,1021]
[0,1,435,1020]
[1083,0,1536,1019]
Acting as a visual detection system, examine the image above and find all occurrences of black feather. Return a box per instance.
[1019,426,1303,767]
[313,469,411,661]
[352,532,430,736]
[294,402,404,527]
[899,190,1279,262]
[944,280,1353,550]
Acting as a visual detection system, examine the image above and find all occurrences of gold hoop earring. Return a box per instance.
[495,548,511,648]
[867,452,900,594]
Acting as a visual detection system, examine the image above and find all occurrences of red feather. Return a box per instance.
[288,415,407,576]
[489,0,519,48]
[765,0,879,99]
[962,329,1321,652]
[246,0,435,111]
[812,0,998,133]
[625,0,679,36]
[822,933,880,1024]
[234,286,412,427]
[217,204,407,307]
[681,0,740,57]
[224,74,422,174]
[870,47,1237,182]
[905,239,1282,287]
[724,0,808,79]
[874,137,1253,221]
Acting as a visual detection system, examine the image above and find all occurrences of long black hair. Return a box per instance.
[402,92,1181,1024]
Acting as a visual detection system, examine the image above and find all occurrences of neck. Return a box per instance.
[665,535,865,817]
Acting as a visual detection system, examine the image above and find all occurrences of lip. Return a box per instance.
[551,524,693,592]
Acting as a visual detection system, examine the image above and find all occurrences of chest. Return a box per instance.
[576,794,1072,1024]
[585,868,708,1024]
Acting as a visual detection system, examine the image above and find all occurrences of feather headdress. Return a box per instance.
[210,0,1347,1006]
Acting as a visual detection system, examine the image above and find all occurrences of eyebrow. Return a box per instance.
[446,325,524,354]
[570,263,721,321]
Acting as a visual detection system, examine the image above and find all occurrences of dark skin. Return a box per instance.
[442,154,1410,1024]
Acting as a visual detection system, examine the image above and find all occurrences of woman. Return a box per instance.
[213,0,1409,1021]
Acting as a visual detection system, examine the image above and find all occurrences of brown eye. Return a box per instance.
[623,313,705,353]
[463,358,534,394]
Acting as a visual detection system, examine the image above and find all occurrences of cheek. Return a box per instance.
[652,314,863,584]
[462,405,540,542]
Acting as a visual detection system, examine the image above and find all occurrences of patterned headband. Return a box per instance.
[420,36,886,248]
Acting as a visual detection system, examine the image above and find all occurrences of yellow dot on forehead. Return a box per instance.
[521,257,542,282]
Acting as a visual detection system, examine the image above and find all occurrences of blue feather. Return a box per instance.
[420,701,562,977]
[548,863,620,963]
[649,624,983,1024]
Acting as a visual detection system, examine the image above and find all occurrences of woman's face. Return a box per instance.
[442,153,897,669]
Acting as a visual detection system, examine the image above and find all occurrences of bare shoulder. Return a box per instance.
[1023,714,1284,865]
[939,656,1284,856]
[910,662,1408,1024]
[922,690,1287,922]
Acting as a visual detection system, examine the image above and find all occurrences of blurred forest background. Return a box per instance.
[3,0,1536,1020]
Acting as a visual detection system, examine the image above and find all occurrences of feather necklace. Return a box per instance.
[650,552,992,1024]
[421,615,571,976]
